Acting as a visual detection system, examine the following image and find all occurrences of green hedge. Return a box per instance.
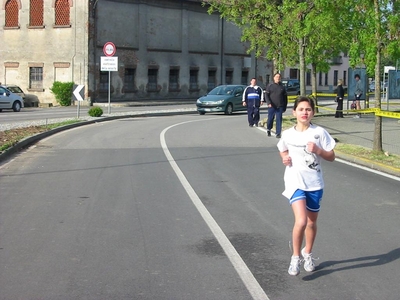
[50,81,74,106]
[88,106,103,117]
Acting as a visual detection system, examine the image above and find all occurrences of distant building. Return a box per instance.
[282,54,350,93]
[1,0,347,106]
[1,0,89,104]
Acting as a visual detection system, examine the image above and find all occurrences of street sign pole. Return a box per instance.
[108,71,111,114]
[72,84,85,118]
[102,42,116,114]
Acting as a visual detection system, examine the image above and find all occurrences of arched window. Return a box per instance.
[5,0,19,28]
[55,0,70,26]
[29,0,44,26]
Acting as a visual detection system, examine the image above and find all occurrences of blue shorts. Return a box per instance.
[289,189,323,212]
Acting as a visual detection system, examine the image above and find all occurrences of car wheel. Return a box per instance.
[225,103,233,115]
[12,101,22,112]
[198,111,205,115]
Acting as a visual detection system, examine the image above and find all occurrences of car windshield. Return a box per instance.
[208,86,234,95]
[6,86,23,93]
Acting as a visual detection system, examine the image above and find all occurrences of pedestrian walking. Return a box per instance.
[335,79,345,118]
[277,96,336,276]
[242,78,264,127]
[354,74,363,118]
[265,73,288,137]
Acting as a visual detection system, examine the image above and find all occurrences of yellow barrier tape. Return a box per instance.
[375,110,400,119]
[315,105,336,112]
[312,105,400,118]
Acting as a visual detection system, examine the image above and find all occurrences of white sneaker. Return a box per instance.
[301,248,316,272]
[288,256,301,276]
[353,115,360,118]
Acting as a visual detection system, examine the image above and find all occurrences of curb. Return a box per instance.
[334,150,400,178]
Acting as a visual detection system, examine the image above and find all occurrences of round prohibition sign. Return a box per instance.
[103,42,116,57]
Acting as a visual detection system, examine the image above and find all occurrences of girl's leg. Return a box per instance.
[291,199,308,256]
[356,100,361,110]
[304,211,319,254]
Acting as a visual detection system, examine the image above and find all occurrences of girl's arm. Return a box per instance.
[280,150,292,166]
[307,142,335,161]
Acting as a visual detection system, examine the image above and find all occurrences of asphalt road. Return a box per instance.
[0,114,399,299]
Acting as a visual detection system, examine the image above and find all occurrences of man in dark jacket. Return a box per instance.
[242,78,264,127]
[265,73,288,138]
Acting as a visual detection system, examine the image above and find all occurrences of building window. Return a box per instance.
[29,67,43,90]
[169,69,179,91]
[5,0,19,28]
[289,69,298,79]
[148,69,158,91]
[324,73,328,86]
[241,71,248,85]
[30,0,44,27]
[306,70,311,86]
[318,72,323,86]
[333,70,338,86]
[225,70,233,84]
[124,68,136,92]
[343,71,347,86]
[190,69,198,90]
[208,70,216,91]
[55,0,70,26]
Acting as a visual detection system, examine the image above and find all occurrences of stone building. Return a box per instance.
[1,0,348,106]
[1,0,89,105]
[1,0,269,105]
[89,0,270,103]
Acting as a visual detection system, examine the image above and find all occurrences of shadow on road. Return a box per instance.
[302,247,400,281]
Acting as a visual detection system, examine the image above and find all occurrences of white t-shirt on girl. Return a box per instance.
[277,124,336,199]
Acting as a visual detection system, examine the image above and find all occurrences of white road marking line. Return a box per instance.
[160,119,270,300]
[335,158,400,181]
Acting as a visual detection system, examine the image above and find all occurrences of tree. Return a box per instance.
[205,0,400,154]
[204,0,352,101]
[348,0,400,152]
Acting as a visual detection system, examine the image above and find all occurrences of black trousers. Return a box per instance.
[335,100,343,117]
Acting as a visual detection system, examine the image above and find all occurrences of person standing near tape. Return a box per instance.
[242,78,264,127]
[354,74,363,118]
[335,79,345,118]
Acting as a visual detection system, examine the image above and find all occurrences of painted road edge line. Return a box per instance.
[160,119,270,300]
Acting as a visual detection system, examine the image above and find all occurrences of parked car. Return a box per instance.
[3,85,26,101]
[196,85,247,115]
[281,79,300,96]
[0,85,24,112]
[369,80,388,92]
